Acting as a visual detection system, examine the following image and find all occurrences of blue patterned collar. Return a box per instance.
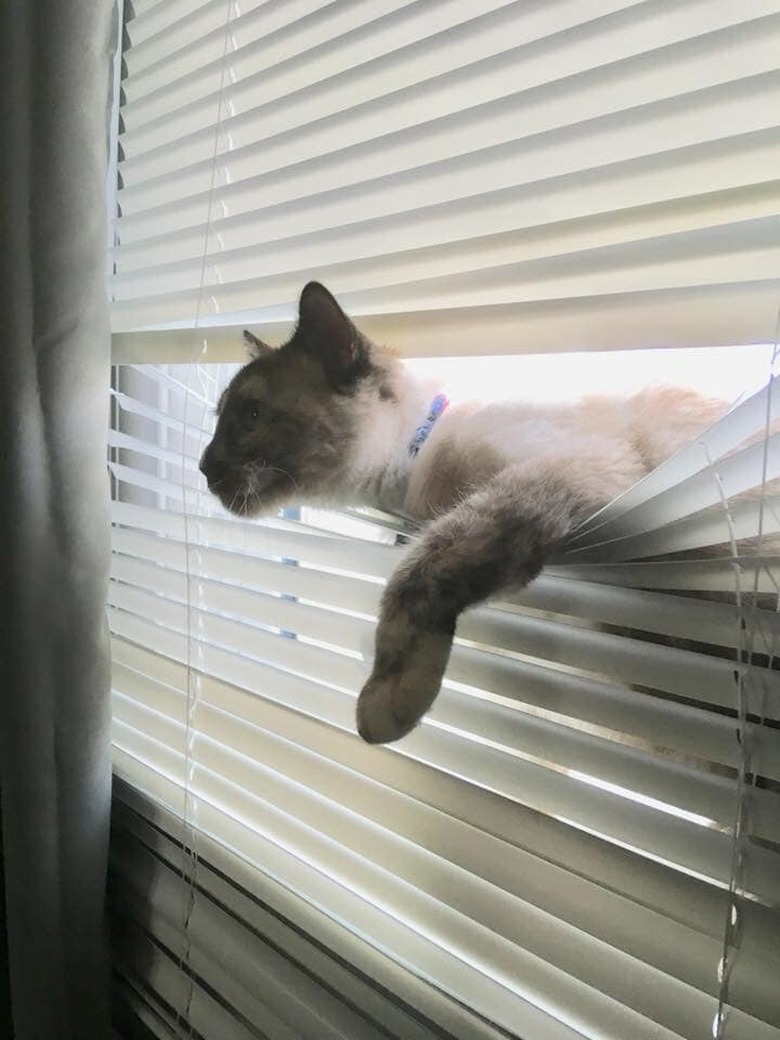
[408,392,450,458]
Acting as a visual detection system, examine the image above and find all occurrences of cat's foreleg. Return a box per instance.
[356,467,594,744]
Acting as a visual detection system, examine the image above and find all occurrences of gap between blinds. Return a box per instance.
[107,1,780,1038]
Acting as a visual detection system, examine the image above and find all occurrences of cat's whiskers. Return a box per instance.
[268,464,299,492]
[226,486,245,516]
[249,461,301,494]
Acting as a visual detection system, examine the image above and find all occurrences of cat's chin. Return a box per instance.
[227,498,265,518]
[221,490,279,519]
[214,468,294,518]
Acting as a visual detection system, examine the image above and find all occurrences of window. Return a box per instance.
[108,3,780,1038]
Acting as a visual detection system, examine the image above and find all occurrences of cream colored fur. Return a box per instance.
[330,354,725,744]
[342,350,723,524]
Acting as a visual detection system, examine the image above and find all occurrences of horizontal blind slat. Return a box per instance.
[111,516,775,649]
[112,637,780,963]
[112,792,514,1040]
[563,435,780,563]
[111,647,779,847]
[111,667,760,958]
[111,805,505,1040]
[116,108,780,261]
[111,839,390,1040]
[111,726,779,1040]
[117,25,780,238]
[119,3,778,166]
[564,495,780,561]
[111,915,272,1040]
[111,748,594,1040]
[107,574,780,721]
[124,0,321,83]
[109,622,767,787]
[549,556,780,593]
[115,142,780,276]
[119,0,646,145]
[113,693,780,1027]
[111,282,780,355]
[112,499,397,571]
[123,0,454,119]
[109,628,780,905]
[107,578,780,794]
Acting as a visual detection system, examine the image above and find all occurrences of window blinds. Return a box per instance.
[108,360,780,1040]
[108,2,780,1039]
[110,0,780,355]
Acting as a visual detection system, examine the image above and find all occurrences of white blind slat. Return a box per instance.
[111,631,780,847]
[108,557,780,721]
[119,3,778,165]
[117,8,780,211]
[120,0,643,141]
[112,0,780,350]
[108,607,780,907]
[111,748,593,1040]
[550,556,780,593]
[111,638,780,977]
[123,0,441,110]
[110,617,770,789]
[111,516,775,650]
[111,724,779,1040]
[111,804,507,1040]
[562,433,780,562]
[112,917,264,1040]
[112,845,389,1040]
[111,663,780,977]
[124,0,315,81]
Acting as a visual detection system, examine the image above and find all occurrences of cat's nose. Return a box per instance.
[199,446,223,486]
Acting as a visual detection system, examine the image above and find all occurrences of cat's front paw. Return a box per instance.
[356,628,453,744]
[356,673,421,745]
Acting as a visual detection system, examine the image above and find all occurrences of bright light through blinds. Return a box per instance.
[408,343,776,405]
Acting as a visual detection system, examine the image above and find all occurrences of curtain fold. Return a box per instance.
[0,1,116,1037]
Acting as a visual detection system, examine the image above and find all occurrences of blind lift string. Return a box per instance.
[178,0,237,1033]
[712,303,780,1040]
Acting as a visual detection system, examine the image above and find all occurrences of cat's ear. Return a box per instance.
[243,329,273,359]
[296,281,365,385]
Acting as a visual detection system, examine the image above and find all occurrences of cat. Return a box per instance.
[200,281,725,745]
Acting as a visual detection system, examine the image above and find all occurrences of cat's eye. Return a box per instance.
[243,400,261,424]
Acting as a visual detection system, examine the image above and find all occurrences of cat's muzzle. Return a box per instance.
[199,445,225,492]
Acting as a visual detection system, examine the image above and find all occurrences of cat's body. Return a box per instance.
[353,377,718,523]
[200,282,725,744]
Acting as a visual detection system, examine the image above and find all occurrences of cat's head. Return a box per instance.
[200,281,390,516]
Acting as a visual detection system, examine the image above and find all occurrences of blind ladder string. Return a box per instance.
[177,0,237,1032]
[699,439,746,1040]
[711,308,780,1040]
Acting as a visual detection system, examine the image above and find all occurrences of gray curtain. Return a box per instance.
[0,1,116,1037]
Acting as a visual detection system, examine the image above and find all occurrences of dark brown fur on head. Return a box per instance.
[200,282,381,516]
